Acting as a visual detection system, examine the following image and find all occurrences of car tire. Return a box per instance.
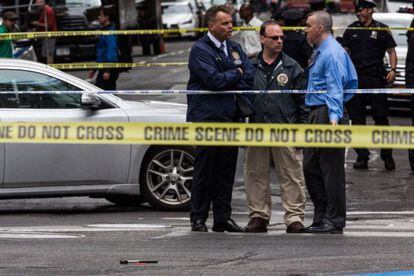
[105,195,145,207]
[140,146,195,211]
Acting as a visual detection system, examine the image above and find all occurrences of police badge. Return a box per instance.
[277,73,288,86]
[232,51,242,66]
[370,31,378,39]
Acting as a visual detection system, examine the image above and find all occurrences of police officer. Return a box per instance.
[405,18,414,172]
[342,0,397,170]
[187,5,255,232]
[281,8,313,69]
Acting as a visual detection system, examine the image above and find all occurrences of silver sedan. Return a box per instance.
[0,58,195,211]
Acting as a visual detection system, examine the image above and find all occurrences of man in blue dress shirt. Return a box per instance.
[303,11,358,234]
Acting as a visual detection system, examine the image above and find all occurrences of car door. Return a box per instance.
[0,69,130,188]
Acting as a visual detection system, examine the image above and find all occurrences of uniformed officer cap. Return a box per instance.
[355,0,376,10]
[281,9,304,22]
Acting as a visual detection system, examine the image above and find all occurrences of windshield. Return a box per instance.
[162,4,191,14]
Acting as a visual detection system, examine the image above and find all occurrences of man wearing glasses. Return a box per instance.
[0,11,18,58]
[244,20,309,233]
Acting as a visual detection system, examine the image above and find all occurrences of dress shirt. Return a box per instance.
[239,16,263,57]
[306,35,358,123]
[207,31,228,56]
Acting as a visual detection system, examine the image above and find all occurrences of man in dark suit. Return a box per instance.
[187,5,255,232]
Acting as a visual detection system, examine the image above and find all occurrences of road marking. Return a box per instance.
[0,233,84,239]
[85,224,172,229]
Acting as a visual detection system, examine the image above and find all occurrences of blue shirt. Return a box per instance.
[306,35,358,123]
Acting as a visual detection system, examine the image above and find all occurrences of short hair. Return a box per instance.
[205,5,231,24]
[240,3,254,13]
[308,11,332,33]
[100,7,115,23]
[259,20,282,36]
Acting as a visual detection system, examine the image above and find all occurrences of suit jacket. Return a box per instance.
[186,34,255,122]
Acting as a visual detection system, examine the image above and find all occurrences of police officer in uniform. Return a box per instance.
[342,0,397,170]
[281,8,313,69]
[405,18,414,172]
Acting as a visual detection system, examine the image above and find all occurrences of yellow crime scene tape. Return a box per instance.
[0,26,411,41]
[1,121,414,149]
[50,62,188,70]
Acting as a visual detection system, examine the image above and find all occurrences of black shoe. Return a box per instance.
[353,159,368,169]
[409,150,414,172]
[305,223,343,234]
[212,218,244,232]
[384,157,395,171]
[191,219,208,232]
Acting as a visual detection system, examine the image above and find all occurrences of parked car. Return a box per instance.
[373,12,413,114]
[161,1,200,38]
[0,58,196,211]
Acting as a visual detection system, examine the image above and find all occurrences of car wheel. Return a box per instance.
[140,146,194,211]
[105,195,144,207]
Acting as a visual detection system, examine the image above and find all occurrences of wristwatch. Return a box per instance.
[390,68,397,72]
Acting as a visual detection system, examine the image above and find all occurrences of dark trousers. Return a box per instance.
[303,106,347,228]
[347,76,392,161]
[409,95,414,168]
[95,70,119,91]
[190,145,239,224]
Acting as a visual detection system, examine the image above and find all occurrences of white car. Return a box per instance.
[0,58,195,211]
[162,1,200,38]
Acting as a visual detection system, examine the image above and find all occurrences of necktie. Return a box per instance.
[219,43,227,57]
[308,49,319,67]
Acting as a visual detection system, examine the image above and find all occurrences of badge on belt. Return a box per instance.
[277,73,288,86]
[232,51,242,66]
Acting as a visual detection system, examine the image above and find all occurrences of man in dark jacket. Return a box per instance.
[244,20,309,233]
[405,18,414,172]
[280,8,313,69]
[187,5,255,232]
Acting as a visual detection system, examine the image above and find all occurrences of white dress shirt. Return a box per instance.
[207,31,228,56]
[237,16,263,58]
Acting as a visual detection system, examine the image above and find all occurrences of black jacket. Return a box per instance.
[186,34,255,122]
[250,52,309,124]
[406,19,414,87]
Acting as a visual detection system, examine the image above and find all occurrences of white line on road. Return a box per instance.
[0,233,84,239]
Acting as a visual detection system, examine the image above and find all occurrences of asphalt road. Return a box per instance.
[0,13,413,275]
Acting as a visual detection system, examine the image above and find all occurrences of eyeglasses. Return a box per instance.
[264,35,286,41]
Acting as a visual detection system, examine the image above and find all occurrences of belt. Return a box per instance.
[310,104,326,111]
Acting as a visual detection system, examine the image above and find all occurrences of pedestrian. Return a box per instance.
[405,18,414,172]
[0,11,18,58]
[30,0,57,64]
[244,20,308,234]
[236,3,263,59]
[342,0,397,170]
[303,11,358,234]
[89,8,119,91]
[187,5,255,233]
[281,8,313,69]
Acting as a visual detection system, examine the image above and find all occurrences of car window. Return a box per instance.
[0,69,83,109]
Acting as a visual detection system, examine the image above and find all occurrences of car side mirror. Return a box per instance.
[81,93,102,109]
